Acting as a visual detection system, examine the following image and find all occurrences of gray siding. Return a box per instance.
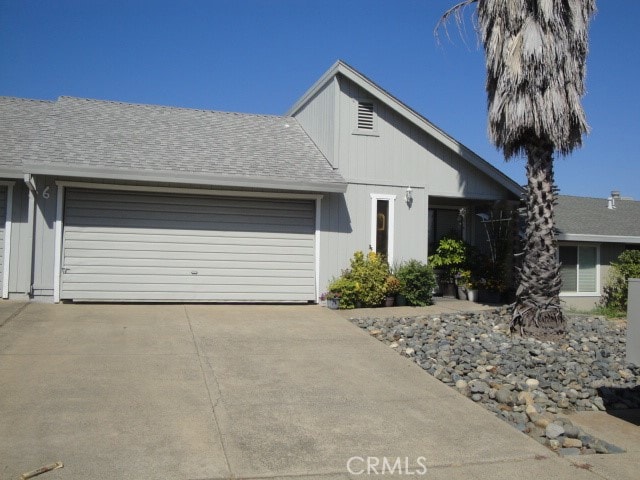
[8,182,31,296]
[60,189,316,302]
[335,78,511,200]
[0,186,6,294]
[32,176,59,299]
[293,77,337,167]
[318,184,427,293]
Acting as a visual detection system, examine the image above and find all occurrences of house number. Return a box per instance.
[42,186,50,199]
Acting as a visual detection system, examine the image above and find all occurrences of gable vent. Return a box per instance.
[357,101,375,130]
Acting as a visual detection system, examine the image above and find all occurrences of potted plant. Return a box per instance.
[320,291,341,310]
[455,269,478,301]
[384,275,402,307]
[428,237,467,298]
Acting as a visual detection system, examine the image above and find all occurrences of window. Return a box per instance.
[354,100,378,135]
[560,245,599,294]
[370,194,395,264]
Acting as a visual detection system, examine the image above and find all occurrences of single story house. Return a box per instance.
[0,60,521,303]
[556,192,640,310]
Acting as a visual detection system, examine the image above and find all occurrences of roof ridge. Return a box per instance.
[0,96,54,104]
[56,95,291,119]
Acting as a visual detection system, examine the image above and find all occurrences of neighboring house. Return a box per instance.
[0,60,521,303]
[556,192,640,310]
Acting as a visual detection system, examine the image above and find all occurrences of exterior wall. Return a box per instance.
[559,242,626,311]
[292,77,337,167]
[8,182,31,296]
[318,184,427,294]
[31,175,58,300]
[335,77,511,200]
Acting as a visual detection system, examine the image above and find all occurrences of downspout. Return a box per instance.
[23,174,37,298]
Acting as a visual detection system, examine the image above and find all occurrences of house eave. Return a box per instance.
[287,60,523,199]
[23,163,348,194]
[557,233,640,244]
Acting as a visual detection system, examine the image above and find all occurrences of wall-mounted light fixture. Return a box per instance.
[405,186,413,206]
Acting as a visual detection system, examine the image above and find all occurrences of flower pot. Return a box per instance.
[467,289,478,302]
[326,298,340,310]
[385,296,395,307]
[395,294,407,306]
[457,286,467,300]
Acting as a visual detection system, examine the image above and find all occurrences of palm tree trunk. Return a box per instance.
[511,143,565,336]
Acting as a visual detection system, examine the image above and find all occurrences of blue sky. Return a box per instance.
[1,0,638,200]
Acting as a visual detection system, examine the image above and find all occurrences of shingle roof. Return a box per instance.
[0,96,346,192]
[0,97,53,174]
[556,195,640,240]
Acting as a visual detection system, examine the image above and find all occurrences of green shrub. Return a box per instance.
[395,260,436,306]
[327,251,390,308]
[428,237,468,282]
[349,251,390,307]
[601,249,640,311]
[326,276,359,309]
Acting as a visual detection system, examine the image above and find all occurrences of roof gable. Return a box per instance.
[287,60,522,197]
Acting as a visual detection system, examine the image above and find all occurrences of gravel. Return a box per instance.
[350,308,639,455]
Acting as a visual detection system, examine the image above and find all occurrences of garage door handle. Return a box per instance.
[191,271,198,275]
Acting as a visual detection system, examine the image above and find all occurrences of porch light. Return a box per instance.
[405,186,413,206]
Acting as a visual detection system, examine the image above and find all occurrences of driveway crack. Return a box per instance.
[184,305,232,477]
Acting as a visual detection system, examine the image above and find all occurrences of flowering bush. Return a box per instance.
[326,251,390,308]
[384,275,402,296]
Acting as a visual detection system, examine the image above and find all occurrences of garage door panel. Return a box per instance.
[64,249,314,263]
[62,266,315,277]
[60,290,313,302]
[64,228,313,242]
[61,189,316,302]
[64,216,313,234]
[64,241,313,256]
[66,189,312,212]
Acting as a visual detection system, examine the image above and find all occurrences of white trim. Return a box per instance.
[2,184,13,298]
[315,197,322,302]
[53,185,65,303]
[29,164,347,193]
[55,180,324,201]
[558,233,640,244]
[370,193,396,266]
[559,243,600,296]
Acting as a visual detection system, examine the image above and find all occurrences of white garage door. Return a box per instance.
[60,189,317,302]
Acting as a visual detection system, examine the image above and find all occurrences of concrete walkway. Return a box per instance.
[0,301,634,479]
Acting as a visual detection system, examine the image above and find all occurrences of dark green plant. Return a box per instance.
[395,260,436,306]
[600,250,640,312]
[428,237,467,282]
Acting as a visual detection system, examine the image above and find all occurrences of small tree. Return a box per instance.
[600,250,640,313]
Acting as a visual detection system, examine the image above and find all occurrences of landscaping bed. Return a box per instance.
[350,309,639,456]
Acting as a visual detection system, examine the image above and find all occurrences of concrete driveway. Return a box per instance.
[0,302,604,479]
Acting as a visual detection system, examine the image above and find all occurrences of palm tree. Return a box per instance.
[439,0,596,336]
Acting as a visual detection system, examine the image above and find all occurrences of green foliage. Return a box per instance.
[395,260,436,306]
[327,251,390,308]
[601,249,640,312]
[327,276,359,309]
[428,237,468,281]
[384,275,402,296]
